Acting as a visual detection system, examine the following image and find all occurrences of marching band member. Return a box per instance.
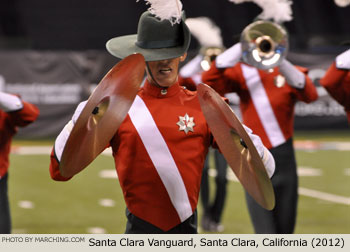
[320,48,350,123]
[201,0,318,234]
[49,0,275,234]
[0,77,39,233]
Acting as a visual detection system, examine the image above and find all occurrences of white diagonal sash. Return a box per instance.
[128,95,193,222]
[241,64,285,147]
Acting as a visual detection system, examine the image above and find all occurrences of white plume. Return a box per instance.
[186,17,224,48]
[228,0,293,23]
[137,0,183,25]
[334,0,350,7]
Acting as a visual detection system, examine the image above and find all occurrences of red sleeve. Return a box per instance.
[201,61,232,96]
[319,62,350,109]
[49,149,73,181]
[7,101,39,127]
[320,62,348,89]
[292,66,318,103]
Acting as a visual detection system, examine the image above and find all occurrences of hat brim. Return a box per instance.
[106,22,190,61]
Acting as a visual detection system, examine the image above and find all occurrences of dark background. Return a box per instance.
[0,0,349,52]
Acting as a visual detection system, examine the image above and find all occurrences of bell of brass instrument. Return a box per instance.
[240,20,288,70]
[200,46,225,71]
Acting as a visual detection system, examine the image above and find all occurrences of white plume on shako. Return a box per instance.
[185,17,224,48]
[334,0,350,7]
[137,0,183,24]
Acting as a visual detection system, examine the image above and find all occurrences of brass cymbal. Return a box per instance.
[197,83,275,210]
[60,53,146,177]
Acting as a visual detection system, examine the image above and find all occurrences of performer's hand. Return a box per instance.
[243,124,275,178]
[335,48,350,70]
[215,43,242,68]
[0,91,23,112]
[279,59,306,89]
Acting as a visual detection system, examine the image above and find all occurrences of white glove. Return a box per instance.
[215,43,242,68]
[279,59,306,89]
[335,48,350,70]
[0,92,23,112]
[179,54,204,78]
[72,101,87,124]
[243,125,275,178]
[54,101,87,161]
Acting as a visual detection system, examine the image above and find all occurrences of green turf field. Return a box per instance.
[7,131,350,234]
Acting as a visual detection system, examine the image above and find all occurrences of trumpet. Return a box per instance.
[240,20,288,70]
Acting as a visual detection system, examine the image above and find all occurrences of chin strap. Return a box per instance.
[146,62,168,89]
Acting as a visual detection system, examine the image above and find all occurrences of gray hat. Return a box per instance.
[106,11,191,61]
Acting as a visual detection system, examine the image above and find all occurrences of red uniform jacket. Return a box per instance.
[0,102,39,179]
[202,62,318,149]
[50,81,214,231]
[319,62,350,122]
[178,76,198,91]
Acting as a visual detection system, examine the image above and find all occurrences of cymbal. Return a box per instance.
[197,83,275,210]
[60,53,146,177]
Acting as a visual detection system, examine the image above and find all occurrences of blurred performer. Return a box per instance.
[320,0,350,123]
[179,17,224,90]
[0,77,39,233]
[49,0,275,234]
[179,17,228,232]
[319,51,350,123]
[202,0,318,233]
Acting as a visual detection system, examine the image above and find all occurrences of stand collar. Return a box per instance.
[143,79,181,98]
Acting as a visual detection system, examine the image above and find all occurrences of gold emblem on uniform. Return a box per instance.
[177,113,195,134]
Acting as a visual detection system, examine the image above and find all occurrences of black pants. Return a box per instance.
[124,208,198,234]
[200,148,228,223]
[245,138,298,234]
[0,173,11,234]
